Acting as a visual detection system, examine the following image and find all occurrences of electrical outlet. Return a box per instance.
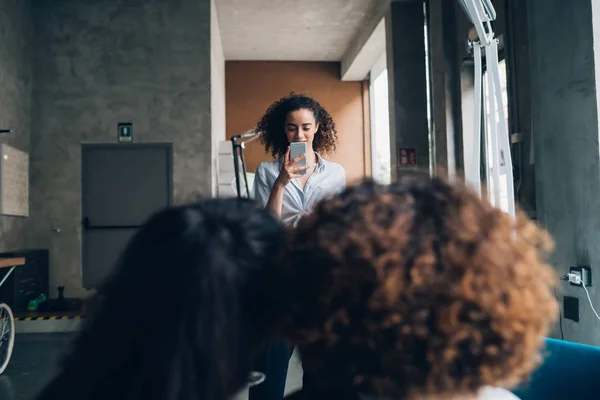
[568,270,582,285]
[569,266,592,287]
[564,296,580,322]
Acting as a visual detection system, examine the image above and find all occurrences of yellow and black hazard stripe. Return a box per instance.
[15,315,84,321]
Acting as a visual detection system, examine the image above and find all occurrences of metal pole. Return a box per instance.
[459,0,515,218]
[0,267,16,288]
[231,137,243,199]
[239,145,251,198]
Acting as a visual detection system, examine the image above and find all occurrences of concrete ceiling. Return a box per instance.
[215,0,383,61]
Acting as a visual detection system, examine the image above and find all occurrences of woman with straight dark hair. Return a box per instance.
[36,198,286,400]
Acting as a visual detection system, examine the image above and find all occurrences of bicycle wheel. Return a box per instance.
[0,303,15,375]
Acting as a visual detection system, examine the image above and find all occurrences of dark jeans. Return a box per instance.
[250,337,293,400]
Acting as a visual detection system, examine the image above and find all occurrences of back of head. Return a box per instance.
[38,198,285,400]
[284,172,558,400]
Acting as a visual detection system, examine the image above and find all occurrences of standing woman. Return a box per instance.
[250,93,346,399]
[252,93,346,227]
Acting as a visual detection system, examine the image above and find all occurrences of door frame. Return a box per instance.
[80,143,173,288]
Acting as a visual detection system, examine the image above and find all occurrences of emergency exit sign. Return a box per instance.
[398,148,417,166]
[118,123,133,143]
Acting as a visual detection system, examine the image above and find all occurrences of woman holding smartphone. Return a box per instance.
[250,93,346,400]
[252,93,346,227]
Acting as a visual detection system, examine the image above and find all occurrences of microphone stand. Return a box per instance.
[231,130,261,199]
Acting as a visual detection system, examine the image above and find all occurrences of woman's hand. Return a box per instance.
[266,147,310,218]
[274,146,309,188]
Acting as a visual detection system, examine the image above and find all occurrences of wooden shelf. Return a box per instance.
[0,257,25,268]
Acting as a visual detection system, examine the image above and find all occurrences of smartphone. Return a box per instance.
[289,142,307,175]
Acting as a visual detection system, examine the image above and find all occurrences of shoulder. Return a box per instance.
[323,160,346,185]
[325,160,345,171]
[322,159,345,176]
[256,159,280,177]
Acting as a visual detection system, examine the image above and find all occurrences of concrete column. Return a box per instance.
[508,0,536,216]
[386,0,430,178]
[0,1,32,252]
[528,0,600,345]
[426,0,462,174]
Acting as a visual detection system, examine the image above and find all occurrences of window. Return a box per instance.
[369,52,391,184]
[483,59,509,211]
[369,15,432,182]
[424,10,433,173]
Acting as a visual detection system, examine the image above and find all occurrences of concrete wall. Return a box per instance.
[506,0,535,216]
[386,0,430,176]
[29,0,213,297]
[0,0,32,251]
[528,0,600,346]
[427,0,462,174]
[211,0,225,195]
[340,1,388,81]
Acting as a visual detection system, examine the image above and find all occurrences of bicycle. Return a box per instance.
[0,258,25,375]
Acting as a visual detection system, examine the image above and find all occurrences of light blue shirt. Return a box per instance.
[251,154,346,227]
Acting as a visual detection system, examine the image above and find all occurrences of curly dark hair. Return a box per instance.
[256,93,338,158]
[283,172,558,399]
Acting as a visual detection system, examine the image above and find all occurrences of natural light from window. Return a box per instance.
[370,53,391,184]
[483,59,509,211]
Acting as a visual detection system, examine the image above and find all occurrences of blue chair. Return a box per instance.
[512,338,600,399]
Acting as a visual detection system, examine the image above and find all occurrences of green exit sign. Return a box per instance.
[118,123,133,143]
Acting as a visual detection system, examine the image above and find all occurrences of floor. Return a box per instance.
[1,333,73,400]
[0,333,303,400]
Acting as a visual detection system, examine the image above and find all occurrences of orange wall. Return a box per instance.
[225,61,370,183]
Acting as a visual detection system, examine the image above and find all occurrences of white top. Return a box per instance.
[251,154,346,227]
[476,387,520,400]
[358,387,520,400]
[359,386,520,400]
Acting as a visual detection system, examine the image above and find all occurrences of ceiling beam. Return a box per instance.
[340,0,390,81]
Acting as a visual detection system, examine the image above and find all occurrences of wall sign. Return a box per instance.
[398,148,417,166]
[118,123,133,143]
[0,144,29,217]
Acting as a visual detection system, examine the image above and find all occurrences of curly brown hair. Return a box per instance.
[256,93,338,158]
[283,172,558,399]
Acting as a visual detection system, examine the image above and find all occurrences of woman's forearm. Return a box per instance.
[266,181,286,218]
